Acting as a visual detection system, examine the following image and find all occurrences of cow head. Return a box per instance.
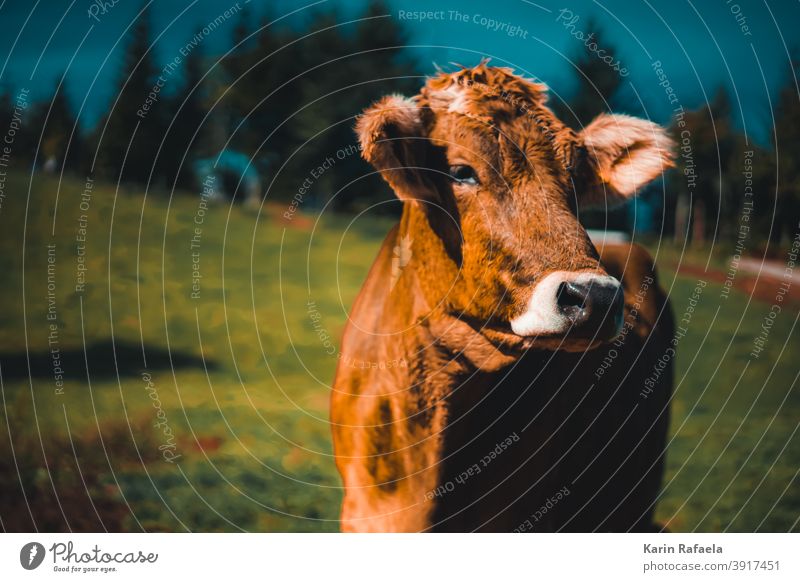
[356,64,673,351]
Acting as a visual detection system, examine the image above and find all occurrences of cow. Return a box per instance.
[331,63,675,532]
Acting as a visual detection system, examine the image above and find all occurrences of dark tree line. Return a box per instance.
[665,71,800,251]
[0,8,799,246]
[554,20,800,249]
[0,1,416,211]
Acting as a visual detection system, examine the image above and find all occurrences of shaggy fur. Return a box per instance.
[332,63,675,532]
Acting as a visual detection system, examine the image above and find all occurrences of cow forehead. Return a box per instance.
[417,66,576,171]
[418,65,550,122]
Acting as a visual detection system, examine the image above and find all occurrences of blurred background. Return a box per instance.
[0,0,798,532]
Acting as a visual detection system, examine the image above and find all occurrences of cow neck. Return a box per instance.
[397,201,460,312]
[396,202,523,374]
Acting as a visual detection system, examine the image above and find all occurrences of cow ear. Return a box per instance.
[577,113,674,207]
[356,95,438,202]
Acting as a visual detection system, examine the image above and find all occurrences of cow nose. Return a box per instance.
[556,282,591,320]
[510,271,625,341]
[556,280,624,339]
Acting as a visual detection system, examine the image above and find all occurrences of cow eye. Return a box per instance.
[449,165,479,185]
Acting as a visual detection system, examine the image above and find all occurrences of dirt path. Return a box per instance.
[667,257,800,306]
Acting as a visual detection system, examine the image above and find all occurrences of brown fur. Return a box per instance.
[332,64,675,532]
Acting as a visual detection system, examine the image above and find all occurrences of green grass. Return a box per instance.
[647,252,800,532]
[0,171,797,532]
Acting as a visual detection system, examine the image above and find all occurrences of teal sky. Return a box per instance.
[0,0,797,143]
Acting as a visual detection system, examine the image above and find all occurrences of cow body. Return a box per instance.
[330,64,675,532]
[332,220,672,531]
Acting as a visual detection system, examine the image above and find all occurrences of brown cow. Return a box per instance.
[331,64,675,532]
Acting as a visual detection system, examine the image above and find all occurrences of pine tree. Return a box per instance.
[217,1,418,211]
[556,18,625,129]
[35,78,85,174]
[0,91,11,134]
[160,38,210,190]
[669,88,737,245]
[93,10,162,185]
[554,18,632,231]
[773,60,800,244]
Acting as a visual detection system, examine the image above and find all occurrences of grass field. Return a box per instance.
[0,171,798,532]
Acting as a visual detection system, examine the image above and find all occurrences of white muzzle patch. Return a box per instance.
[510,271,622,337]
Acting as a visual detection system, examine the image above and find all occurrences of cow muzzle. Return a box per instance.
[510,271,624,342]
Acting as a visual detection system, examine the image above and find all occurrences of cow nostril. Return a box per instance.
[556,282,589,320]
[554,278,625,339]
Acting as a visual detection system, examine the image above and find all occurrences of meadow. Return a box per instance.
[0,171,797,532]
